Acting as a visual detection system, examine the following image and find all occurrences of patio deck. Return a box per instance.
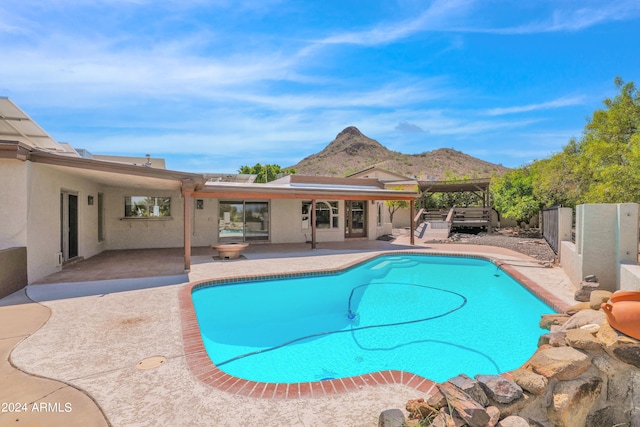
[1,236,578,426]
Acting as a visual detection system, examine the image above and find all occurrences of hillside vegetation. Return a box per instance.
[288,126,508,180]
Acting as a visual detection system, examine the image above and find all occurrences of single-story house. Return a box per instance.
[0,98,418,293]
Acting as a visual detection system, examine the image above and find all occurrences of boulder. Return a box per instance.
[558,309,606,332]
[426,390,447,409]
[565,328,601,351]
[447,374,489,407]
[496,416,531,427]
[436,382,491,427]
[548,377,603,427]
[589,290,612,310]
[378,409,408,427]
[486,406,500,427]
[584,274,598,282]
[528,347,591,380]
[539,314,571,330]
[511,369,548,395]
[548,332,567,347]
[537,334,550,347]
[579,323,600,334]
[575,282,599,302]
[475,375,523,404]
[597,322,640,368]
[585,406,615,427]
[565,302,591,315]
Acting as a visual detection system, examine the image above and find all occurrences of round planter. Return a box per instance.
[602,300,640,340]
[609,291,640,303]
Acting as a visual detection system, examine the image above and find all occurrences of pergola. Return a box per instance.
[417,178,491,207]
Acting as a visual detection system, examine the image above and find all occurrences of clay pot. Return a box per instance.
[602,300,640,340]
[609,291,640,303]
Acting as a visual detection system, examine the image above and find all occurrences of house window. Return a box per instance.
[124,196,171,218]
[302,201,339,229]
[377,202,383,226]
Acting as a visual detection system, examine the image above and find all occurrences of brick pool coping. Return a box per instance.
[178,251,570,399]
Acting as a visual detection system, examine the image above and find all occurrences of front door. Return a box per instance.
[345,201,367,238]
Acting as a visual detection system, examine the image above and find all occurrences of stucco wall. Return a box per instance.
[560,203,639,292]
[560,241,582,287]
[620,264,640,291]
[190,197,219,247]
[26,163,105,283]
[103,187,184,250]
[0,159,28,250]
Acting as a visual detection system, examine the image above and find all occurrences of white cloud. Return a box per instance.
[484,96,586,116]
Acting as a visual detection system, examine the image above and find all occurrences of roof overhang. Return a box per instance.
[25,147,203,191]
[195,182,418,201]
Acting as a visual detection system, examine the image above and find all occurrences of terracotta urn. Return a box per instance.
[602,299,640,340]
[609,290,640,303]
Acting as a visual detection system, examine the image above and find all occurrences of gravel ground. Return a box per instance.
[443,228,557,262]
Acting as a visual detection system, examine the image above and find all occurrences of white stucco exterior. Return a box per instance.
[0,159,28,250]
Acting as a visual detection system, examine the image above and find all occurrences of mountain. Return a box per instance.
[288,126,508,180]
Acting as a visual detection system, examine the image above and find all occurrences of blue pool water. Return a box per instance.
[192,254,553,384]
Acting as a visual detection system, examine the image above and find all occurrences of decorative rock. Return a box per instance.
[496,415,531,427]
[558,309,606,332]
[406,399,437,419]
[575,281,599,302]
[448,374,489,407]
[539,314,571,330]
[548,377,603,427]
[486,406,500,427]
[490,393,531,419]
[597,322,640,368]
[565,302,591,315]
[437,382,490,427]
[426,390,447,409]
[475,375,523,404]
[589,290,612,310]
[565,328,601,350]
[584,274,598,282]
[548,332,567,347]
[579,323,600,334]
[528,347,591,380]
[537,334,550,347]
[511,368,548,395]
[378,409,408,427]
[585,406,615,427]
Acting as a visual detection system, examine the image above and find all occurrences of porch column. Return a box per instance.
[311,199,317,249]
[183,190,192,271]
[410,198,415,245]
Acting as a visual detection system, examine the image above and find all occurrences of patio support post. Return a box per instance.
[183,190,192,271]
[410,198,415,245]
[311,199,317,249]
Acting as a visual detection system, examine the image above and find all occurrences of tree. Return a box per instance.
[490,167,539,227]
[238,163,296,183]
[386,199,408,223]
[572,77,640,203]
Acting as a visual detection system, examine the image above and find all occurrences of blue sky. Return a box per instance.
[1,1,639,173]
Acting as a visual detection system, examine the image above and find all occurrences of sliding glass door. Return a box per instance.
[218,200,269,241]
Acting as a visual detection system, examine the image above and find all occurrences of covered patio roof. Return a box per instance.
[418,178,491,207]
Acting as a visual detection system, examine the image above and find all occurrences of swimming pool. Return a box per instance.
[192,254,553,384]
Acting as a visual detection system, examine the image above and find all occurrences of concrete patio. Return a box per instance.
[1,237,578,426]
